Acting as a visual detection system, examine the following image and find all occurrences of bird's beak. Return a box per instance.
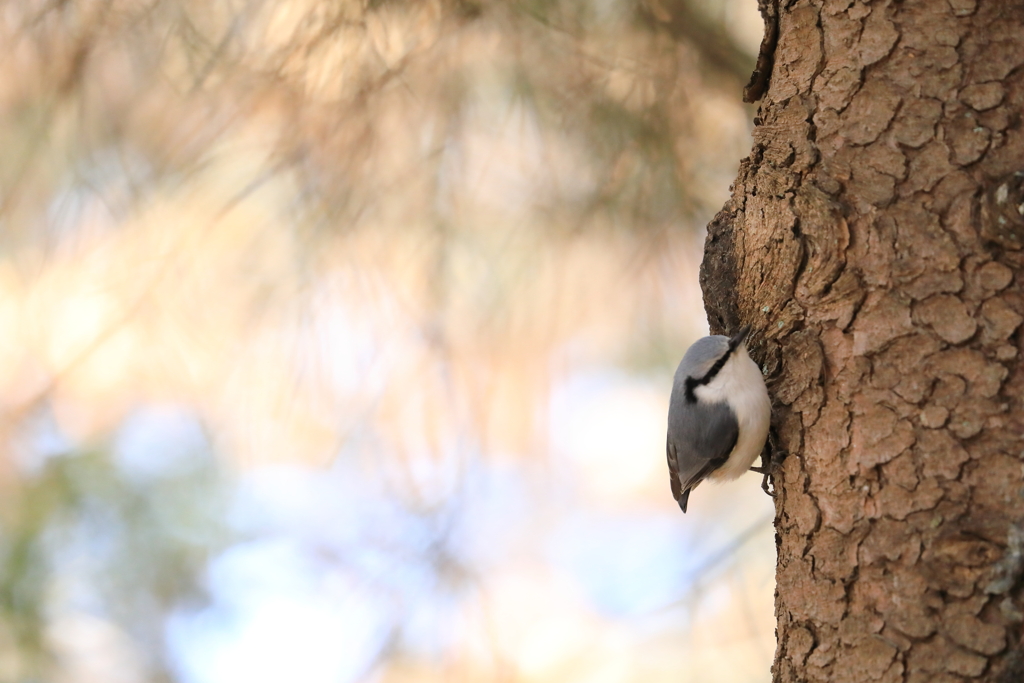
[731,325,751,346]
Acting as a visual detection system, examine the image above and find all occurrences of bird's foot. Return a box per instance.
[749,427,787,498]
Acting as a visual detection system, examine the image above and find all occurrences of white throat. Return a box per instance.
[693,345,771,480]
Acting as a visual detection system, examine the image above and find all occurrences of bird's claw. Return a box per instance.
[749,427,787,498]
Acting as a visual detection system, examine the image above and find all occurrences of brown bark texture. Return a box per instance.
[700,1,1024,681]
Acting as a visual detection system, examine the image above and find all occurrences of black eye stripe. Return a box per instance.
[683,335,744,403]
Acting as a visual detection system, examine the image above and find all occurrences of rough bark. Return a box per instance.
[700,1,1024,681]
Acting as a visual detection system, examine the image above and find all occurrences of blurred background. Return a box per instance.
[0,1,775,681]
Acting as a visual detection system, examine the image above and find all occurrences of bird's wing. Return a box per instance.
[667,401,739,512]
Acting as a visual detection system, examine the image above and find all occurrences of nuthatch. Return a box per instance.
[666,325,771,512]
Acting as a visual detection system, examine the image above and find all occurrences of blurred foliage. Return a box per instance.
[0,0,768,682]
[1,0,756,240]
[0,410,227,681]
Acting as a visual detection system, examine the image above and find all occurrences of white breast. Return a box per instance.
[693,344,771,480]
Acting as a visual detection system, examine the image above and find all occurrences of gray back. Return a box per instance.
[667,398,738,492]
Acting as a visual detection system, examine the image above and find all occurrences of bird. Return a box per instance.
[666,325,772,512]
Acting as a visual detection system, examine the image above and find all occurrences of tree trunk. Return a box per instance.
[701,1,1024,681]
